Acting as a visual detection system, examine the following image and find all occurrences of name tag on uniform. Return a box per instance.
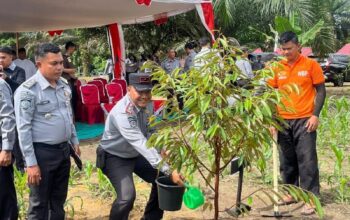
[39,100,50,105]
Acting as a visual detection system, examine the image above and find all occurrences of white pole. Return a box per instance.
[273,132,279,214]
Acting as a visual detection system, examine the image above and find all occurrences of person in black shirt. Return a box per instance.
[0,47,26,92]
[62,42,78,117]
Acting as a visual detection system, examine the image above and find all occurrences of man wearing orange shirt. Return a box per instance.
[269,31,326,215]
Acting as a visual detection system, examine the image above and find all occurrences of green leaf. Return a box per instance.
[275,16,294,34]
[299,20,324,46]
[247,196,253,206]
[288,11,302,34]
[200,96,211,113]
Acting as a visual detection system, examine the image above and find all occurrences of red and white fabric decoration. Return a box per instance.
[108,23,125,80]
[154,13,168,26]
[195,2,215,40]
[135,0,152,6]
[48,30,63,36]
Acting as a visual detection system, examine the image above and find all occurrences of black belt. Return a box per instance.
[33,142,69,149]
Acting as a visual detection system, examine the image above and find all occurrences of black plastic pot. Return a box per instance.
[156,176,185,211]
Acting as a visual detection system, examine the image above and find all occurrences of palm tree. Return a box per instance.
[327,0,350,45]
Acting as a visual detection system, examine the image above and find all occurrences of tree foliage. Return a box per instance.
[213,0,349,56]
[123,11,208,58]
[146,36,323,219]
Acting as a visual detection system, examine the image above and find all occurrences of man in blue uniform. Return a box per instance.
[97,73,183,220]
[14,43,80,220]
[0,76,18,220]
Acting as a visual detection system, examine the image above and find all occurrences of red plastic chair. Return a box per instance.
[105,83,123,104]
[101,84,124,116]
[80,84,104,124]
[101,103,116,116]
[111,79,127,96]
[75,79,87,119]
[88,80,108,103]
[94,77,108,87]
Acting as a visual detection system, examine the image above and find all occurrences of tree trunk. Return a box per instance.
[214,144,221,220]
[80,43,90,76]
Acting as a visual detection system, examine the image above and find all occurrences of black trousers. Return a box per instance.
[278,118,320,196]
[0,165,18,220]
[102,153,163,220]
[27,143,71,220]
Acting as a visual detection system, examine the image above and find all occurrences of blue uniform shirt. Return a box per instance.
[0,79,16,151]
[100,94,170,174]
[161,58,181,74]
[14,71,79,166]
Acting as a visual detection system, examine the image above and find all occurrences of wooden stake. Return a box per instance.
[272,132,279,214]
[15,32,19,57]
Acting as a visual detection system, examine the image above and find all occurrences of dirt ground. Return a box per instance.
[66,84,350,220]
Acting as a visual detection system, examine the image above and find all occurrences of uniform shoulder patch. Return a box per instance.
[23,79,37,89]
[60,77,68,84]
[19,91,34,111]
[127,116,137,128]
[125,102,135,115]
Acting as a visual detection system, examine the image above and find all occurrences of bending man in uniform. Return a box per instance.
[269,31,326,215]
[0,77,18,220]
[97,73,184,220]
[14,43,80,220]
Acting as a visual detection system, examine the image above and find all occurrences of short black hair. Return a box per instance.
[279,31,299,45]
[0,46,14,55]
[65,41,76,50]
[240,46,249,53]
[199,37,210,47]
[18,47,26,53]
[35,43,61,59]
[185,41,196,50]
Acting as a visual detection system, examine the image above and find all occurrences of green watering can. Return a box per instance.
[183,183,205,210]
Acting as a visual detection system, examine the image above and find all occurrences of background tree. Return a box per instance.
[124,11,208,59]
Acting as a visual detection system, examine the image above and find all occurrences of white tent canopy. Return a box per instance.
[1,0,214,78]
[0,0,211,33]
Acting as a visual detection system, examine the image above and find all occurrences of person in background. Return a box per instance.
[184,42,197,72]
[269,31,326,215]
[252,54,264,71]
[62,41,78,117]
[235,47,254,79]
[14,48,37,80]
[161,48,181,74]
[103,58,114,82]
[194,36,212,69]
[125,54,139,83]
[0,47,26,92]
[0,76,18,220]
